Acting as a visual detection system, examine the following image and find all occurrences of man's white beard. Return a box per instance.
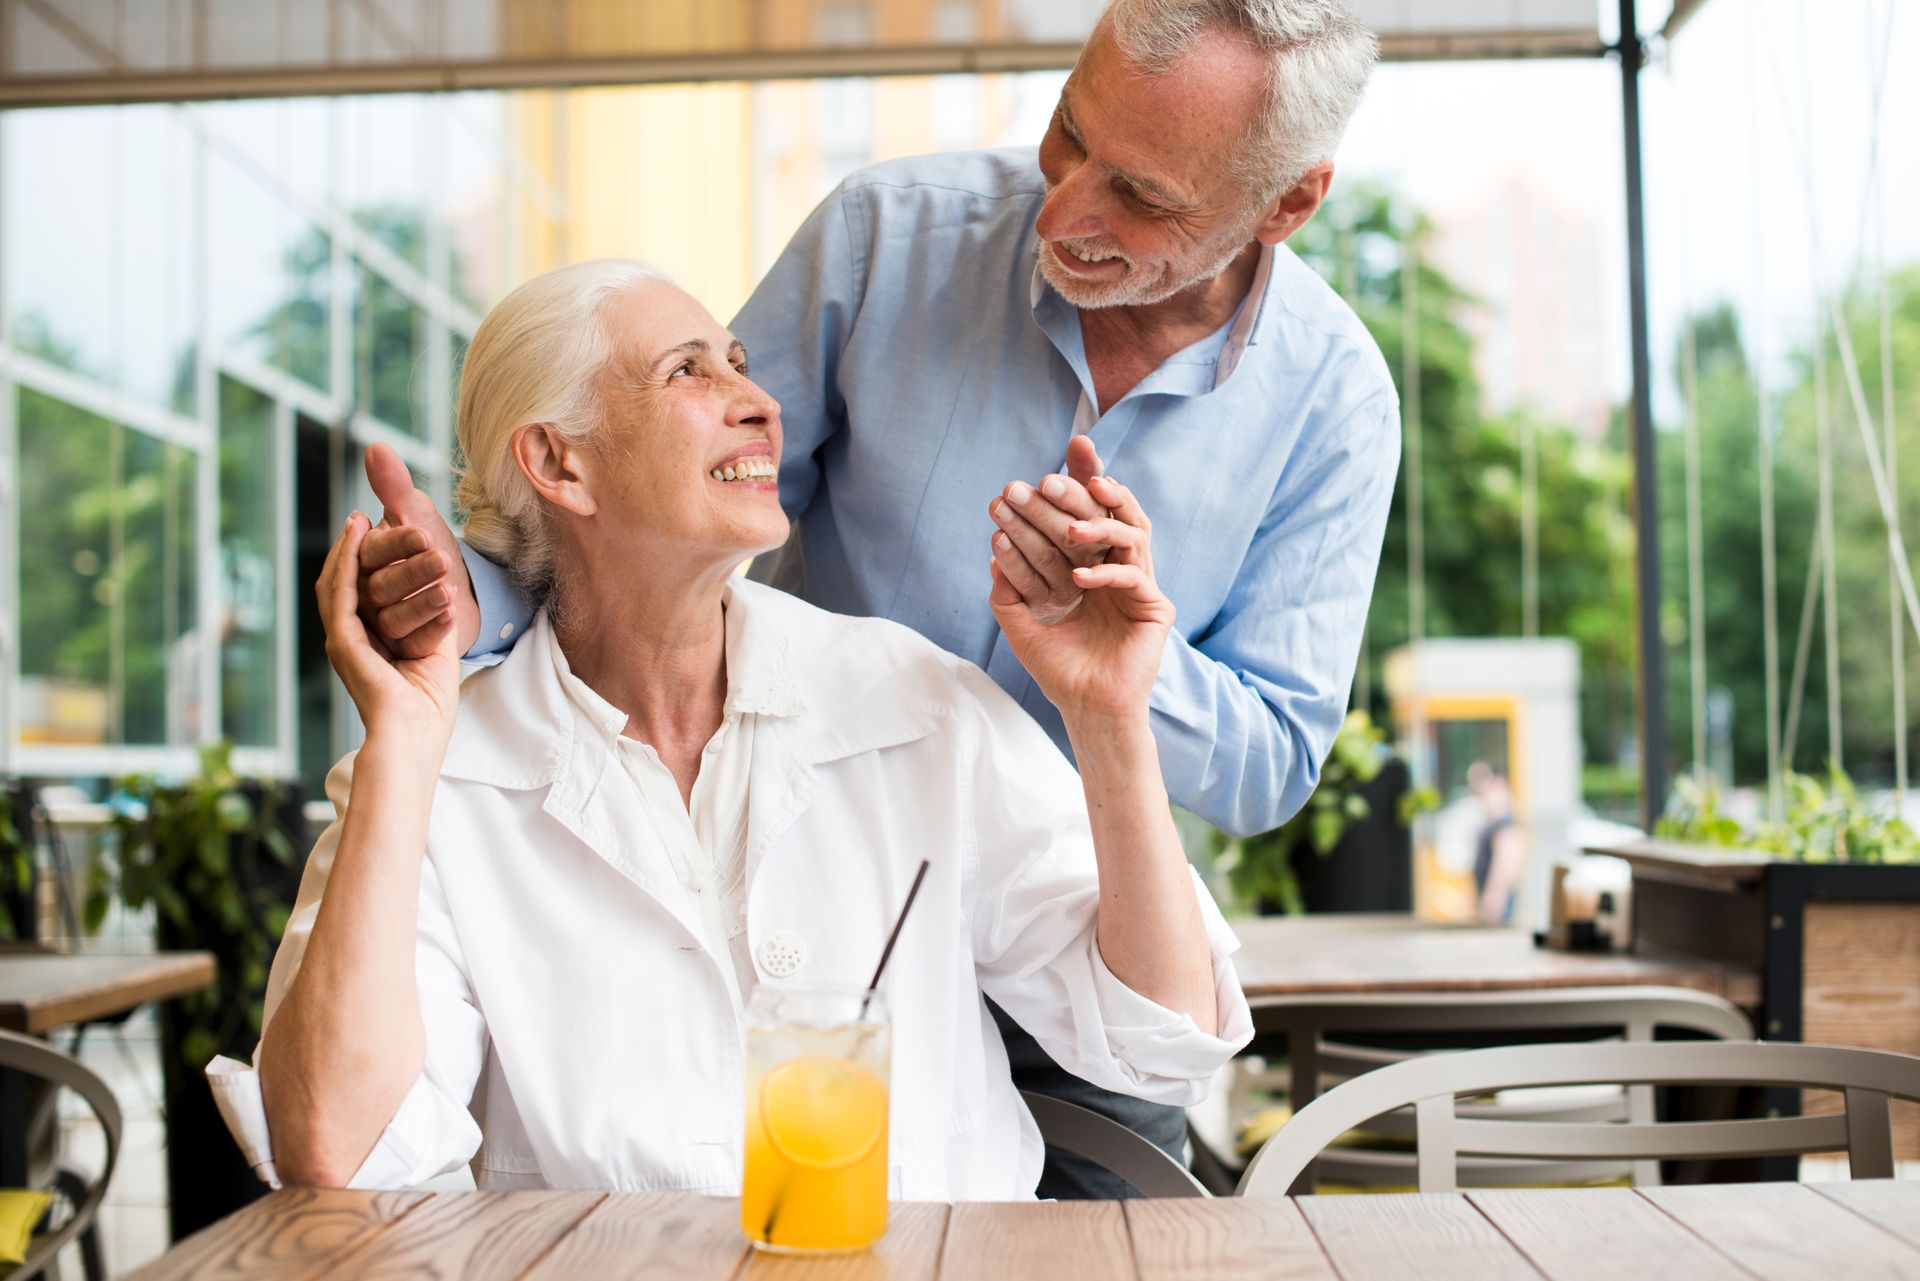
[1036,227,1253,310]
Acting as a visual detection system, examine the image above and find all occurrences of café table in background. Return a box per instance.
[1227,912,1760,1005]
[0,949,216,1186]
[126,1182,1920,1280]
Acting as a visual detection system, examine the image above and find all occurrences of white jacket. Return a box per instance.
[210,580,1252,1200]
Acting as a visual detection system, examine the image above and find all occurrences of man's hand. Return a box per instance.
[989,471,1174,726]
[987,435,1112,626]
[357,444,479,659]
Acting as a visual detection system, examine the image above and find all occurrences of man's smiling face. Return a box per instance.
[1034,20,1273,309]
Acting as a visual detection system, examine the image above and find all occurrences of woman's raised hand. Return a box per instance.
[318,511,462,743]
[988,472,1175,728]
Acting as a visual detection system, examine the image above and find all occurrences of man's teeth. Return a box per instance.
[710,458,777,482]
[1065,243,1119,264]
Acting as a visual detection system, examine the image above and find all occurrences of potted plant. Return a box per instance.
[0,784,37,942]
[1210,711,1437,915]
[1588,767,1920,1160]
[88,743,307,1241]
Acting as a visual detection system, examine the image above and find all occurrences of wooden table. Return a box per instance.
[1229,914,1761,1007]
[0,950,217,1034]
[126,1182,1920,1280]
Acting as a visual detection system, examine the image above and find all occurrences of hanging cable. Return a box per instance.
[1520,416,1538,639]
[1868,0,1906,808]
[1795,0,1845,771]
[1403,210,1425,645]
[1343,209,1371,714]
[1782,525,1822,771]
[1669,41,1709,782]
[1747,5,1784,822]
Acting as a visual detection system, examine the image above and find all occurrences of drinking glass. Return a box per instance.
[740,985,890,1253]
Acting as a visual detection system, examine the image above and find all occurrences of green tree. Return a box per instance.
[1292,188,1638,777]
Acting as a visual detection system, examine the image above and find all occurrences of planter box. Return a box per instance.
[1591,839,1920,1161]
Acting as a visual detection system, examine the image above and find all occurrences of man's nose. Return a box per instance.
[1035,165,1105,242]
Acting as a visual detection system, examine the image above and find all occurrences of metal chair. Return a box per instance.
[0,1029,121,1281]
[1019,1090,1208,1198]
[1237,1040,1920,1197]
[1196,986,1753,1193]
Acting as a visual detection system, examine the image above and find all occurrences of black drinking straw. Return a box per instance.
[761,858,931,1245]
[861,858,931,1019]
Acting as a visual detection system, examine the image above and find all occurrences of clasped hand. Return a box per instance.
[988,436,1175,724]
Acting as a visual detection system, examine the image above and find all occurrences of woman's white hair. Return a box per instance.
[453,258,666,603]
[1104,0,1378,203]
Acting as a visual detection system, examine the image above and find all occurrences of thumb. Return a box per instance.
[1064,434,1103,487]
[364,443,420,526]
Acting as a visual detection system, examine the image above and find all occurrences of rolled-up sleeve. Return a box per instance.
[954,663,1253,1105]
[204,753,488,1189]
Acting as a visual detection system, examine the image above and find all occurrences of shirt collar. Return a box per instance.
[1028,239,1277,401]
[551,580,808,750]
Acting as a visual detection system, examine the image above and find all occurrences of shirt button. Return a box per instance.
[758,930,807,978]
[499,623,514,639]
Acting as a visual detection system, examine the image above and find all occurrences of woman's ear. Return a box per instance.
[510,423,598,517]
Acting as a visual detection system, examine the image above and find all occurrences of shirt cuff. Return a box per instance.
[204,1057,482,1191]
[461,540,534,665]
[1087,867,1254,1103]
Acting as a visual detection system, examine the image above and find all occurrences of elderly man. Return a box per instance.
[357,0,1396,1199]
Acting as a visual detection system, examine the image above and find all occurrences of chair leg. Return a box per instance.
[46,1167,107,1281]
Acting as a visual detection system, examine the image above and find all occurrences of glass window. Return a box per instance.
[444,98,509,311]
[207,145,333,395]
[341,96,431,271]
[15,390,195,747]
[116,107,200,416]
[4,110,116,383]
[218,376,280,748]
[123,435,200,745]
[355,265,429,435]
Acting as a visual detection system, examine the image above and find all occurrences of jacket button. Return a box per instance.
[758,930,807,978]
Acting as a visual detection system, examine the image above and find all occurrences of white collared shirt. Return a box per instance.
[209,580,1253,1200]
[551,591,799,1017]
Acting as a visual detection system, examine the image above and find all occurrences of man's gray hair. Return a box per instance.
[1104,0,1378,202]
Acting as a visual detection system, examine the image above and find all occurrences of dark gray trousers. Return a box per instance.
[988,1000,1187,1200]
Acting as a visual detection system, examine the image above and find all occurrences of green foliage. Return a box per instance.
[0,792,32,941]
[1657,272,1920,785]
[1291,187,1640,776]
[1655,766,1917,864]
[1211,711,1438,914]
[88,744,300,1068]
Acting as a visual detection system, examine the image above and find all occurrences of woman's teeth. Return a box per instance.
[710,458,777,482]
[1065,243,1120,264]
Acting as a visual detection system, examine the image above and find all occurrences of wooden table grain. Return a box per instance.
[0,950,217,1033]
[1228,914,1761,1007]
[126,1182,1920,1280]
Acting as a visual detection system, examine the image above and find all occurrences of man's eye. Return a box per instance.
[670,361,694,378]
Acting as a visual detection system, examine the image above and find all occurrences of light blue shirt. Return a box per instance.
[464,148,1400,837]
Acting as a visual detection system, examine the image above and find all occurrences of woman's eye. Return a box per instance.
[670,361,694,379]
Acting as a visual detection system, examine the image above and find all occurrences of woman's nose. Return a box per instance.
[729,376,779,427]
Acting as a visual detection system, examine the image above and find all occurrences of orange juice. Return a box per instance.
[741,988,890,1253]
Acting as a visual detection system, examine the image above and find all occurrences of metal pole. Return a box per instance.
[1618,0,1668,829]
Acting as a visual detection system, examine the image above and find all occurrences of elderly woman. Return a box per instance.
[209,259,1251,1199]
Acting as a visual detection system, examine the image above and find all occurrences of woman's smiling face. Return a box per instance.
[585,280,790,571]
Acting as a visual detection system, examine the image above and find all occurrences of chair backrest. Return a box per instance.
[1251,986,1754,1100]
[0,1029,121,1281]
[1241,986,1754,1189]
[1018,1090,1208,1198]
[1237,1040,1920,1198]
